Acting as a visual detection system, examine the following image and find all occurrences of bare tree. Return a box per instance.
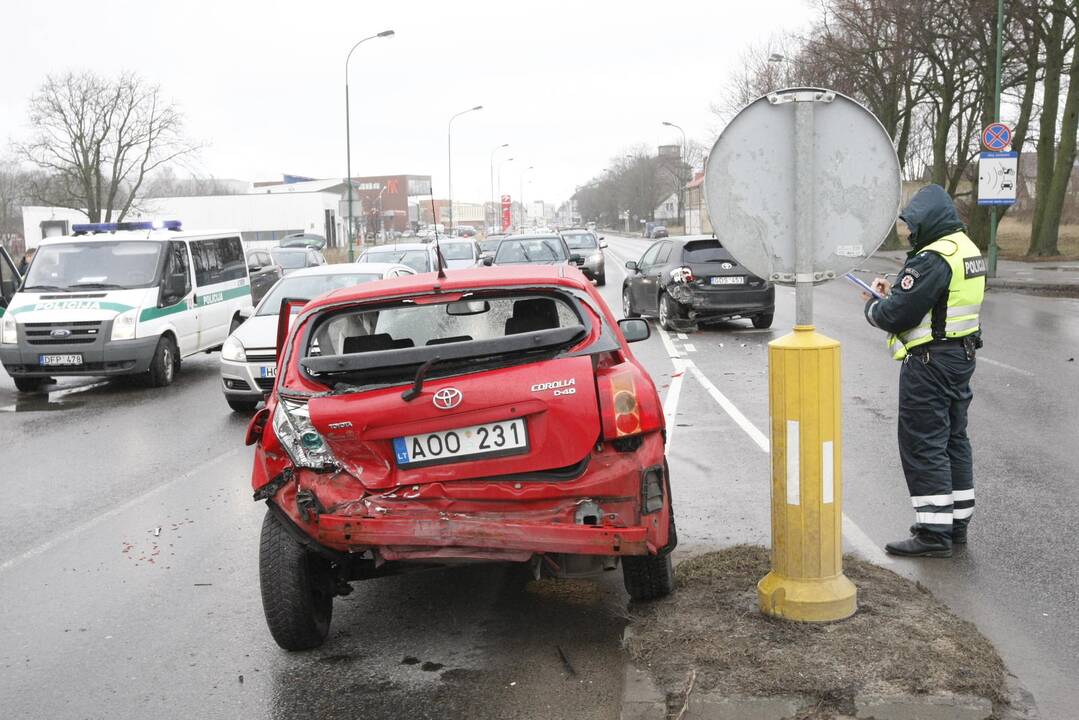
[0,159,33,247]
[17,71,199,222]
[140,166,240,199]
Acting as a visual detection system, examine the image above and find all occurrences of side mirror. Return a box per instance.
[570,254,585,265]
[624,261,638,272]
[248,262,261,272]
[618,318,651,343]
[482,256,494,266]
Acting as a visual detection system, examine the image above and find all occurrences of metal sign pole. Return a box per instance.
[988,0,1005,278]
[794,100,814,326]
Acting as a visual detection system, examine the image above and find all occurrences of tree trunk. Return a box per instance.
[1029,3,1067,253]
[1032,41,1079,256]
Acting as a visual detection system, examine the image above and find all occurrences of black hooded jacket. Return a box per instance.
[864,184,968,336]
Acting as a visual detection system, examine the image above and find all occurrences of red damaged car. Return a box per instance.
[247,265,676,650]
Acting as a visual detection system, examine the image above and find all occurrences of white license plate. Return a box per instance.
[39,354,83,366]
[259,365,277,378]
[393,418,528,467]
[711,276,746,285]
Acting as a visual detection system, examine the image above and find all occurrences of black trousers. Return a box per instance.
[898,343,976,540]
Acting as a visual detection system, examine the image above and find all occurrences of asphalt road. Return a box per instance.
[1,235,1076,719]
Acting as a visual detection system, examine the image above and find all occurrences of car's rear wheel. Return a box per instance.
[622,286,640,319]
[144,335,178,387]
[228,398,259,413]
[259,508,334,651]
[623,548,674,602]
[13,377,46,393]
[752,313,774,329]
[658,293,683,332]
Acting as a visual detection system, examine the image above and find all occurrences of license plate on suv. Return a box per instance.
[710,276,746,285]
[393,418,528,467]
[39,354,83,366]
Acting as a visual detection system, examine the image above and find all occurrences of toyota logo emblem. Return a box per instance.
[721,262,734,270]
[432,388,463,410]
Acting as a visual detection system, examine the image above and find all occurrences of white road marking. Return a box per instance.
[0,447,244,574]
[978,356,1034,377]
[653,325,891,564]
[683,343,697,352]
[677,333,688,340]
[655,322,690,451]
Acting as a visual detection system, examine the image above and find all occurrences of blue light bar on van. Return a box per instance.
[72,220,182,234]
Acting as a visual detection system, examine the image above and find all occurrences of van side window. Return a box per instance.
[219,236,246,281]
[167,242,192,296]
[191,239,221,286]
[0,249,19,308]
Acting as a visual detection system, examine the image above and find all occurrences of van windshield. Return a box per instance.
[23,241,164,291]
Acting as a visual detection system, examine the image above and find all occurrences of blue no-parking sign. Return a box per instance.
[982,122,1012,151]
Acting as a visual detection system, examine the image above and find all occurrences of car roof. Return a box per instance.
[308,265,591,310]
[503,234,563,241]
[282,262,409,278]
[361,243,432,252]
[40,229,241,245]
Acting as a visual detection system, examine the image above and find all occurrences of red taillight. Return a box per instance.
[671,266,693,283]
[597,364,662,440]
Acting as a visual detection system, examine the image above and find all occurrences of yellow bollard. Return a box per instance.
[758,325,857,621]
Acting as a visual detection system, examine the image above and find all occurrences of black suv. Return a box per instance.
[622,235,774,332]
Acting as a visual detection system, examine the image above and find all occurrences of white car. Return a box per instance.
[219,262,414,411]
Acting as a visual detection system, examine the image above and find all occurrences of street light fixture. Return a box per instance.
[662,121,687,230]
[489,143,509,231]
[344,29,394,261]
[447,104,483,233]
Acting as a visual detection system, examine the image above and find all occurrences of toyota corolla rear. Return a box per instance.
[249,268,675,590]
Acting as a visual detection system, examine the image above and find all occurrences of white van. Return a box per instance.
[0,222,254,392]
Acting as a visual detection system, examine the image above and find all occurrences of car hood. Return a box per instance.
[231,314,279,350]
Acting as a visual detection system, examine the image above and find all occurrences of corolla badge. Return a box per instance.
[432,387,463,410]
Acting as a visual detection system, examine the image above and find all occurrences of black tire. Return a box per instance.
[658,293,683,332]
[752,313,774,329]
[145,335,178,387]
[596,272,606,287]
[259,508,334,651]
[623,551,674,602]
[228,398,259,413]
[622,286,640,319]
[14,377,47,393]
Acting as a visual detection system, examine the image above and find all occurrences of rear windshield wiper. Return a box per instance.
[401,355,442,402]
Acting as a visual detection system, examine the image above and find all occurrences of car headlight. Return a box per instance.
[110,308,138,341]
[590,252,603,263]
[272,398,338,469]
[1,314,16,344]
[222,335,246,362]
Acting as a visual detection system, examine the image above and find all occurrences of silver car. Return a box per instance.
[219,262,414,412]
[561,230,607,286]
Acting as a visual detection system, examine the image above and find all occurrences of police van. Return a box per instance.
[0,221,254,392]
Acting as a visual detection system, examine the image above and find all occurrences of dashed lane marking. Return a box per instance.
[683,343,697,353]
[978,357,1034,377]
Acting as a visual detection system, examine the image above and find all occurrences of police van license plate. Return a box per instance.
[710,276,745,285]
[39,354,83,366]
[259,365,277,378]
[393,418,528,467]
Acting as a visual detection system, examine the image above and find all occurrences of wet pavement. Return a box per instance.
[1,236,1077,718]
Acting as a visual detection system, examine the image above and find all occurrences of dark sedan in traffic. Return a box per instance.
[622,235,774,332]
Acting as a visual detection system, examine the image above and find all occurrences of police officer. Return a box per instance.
[864,184,985,558]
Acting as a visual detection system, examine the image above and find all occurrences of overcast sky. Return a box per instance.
[1,0,815,207]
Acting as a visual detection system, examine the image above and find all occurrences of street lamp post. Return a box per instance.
[447,105,483,233]
[345,29,394,262]
[377,185,387,241]
[662,121,687,230]
[489,143,509,232]
[519,165,534,228]
[496,157,514,231]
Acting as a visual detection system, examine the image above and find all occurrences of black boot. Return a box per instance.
[909,523,967,544]
[887,529,952,558]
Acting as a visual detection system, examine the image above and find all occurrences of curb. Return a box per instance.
[987,278,1079,297]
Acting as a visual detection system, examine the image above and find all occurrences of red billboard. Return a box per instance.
[501,194,512,231]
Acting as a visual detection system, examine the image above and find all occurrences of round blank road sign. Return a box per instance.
[704,88,901,284]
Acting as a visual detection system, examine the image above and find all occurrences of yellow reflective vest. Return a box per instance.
[887,232,986,360]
